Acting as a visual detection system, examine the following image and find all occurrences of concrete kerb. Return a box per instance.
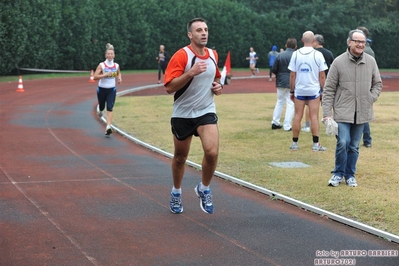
[97,80,399,244]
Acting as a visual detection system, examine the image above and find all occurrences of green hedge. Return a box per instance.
[1,0,398,75]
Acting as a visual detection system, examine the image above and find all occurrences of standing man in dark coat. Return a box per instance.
[271,38,297,131]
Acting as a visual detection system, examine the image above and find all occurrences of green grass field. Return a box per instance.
[113,90,399,237]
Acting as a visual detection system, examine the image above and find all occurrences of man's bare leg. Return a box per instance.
[197,124,219,186]
[308,97,321,137]
[292,98,306,138]
[171,136,192,189]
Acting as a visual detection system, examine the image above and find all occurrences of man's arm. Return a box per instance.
[165,71,194,94]
[289,71,296,102]
[319,71,326,88]
[289,71,296,92]
[165,61,208,94]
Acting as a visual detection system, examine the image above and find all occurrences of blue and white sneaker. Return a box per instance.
[346,177,358,187]
[195,184,214,214]
[169,192,183,214]
[328,175,343,187]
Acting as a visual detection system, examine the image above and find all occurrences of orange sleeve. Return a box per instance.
[164,49,188,86]
[165,48,222,85]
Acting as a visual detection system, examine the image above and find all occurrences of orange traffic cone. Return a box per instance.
[89,70,95,83]
[16,76,25,92]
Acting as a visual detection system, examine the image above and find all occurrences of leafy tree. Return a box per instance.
[1,0,398,76]
[1,0,31,73]
[21,0,61,69]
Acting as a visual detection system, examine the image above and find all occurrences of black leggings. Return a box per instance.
[97,87,116,112]
[158,63,167,80]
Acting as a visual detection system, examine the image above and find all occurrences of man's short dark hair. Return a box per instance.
[286,38,297,49]
[187,18,206,32]
[357,26,370,38]
[314,34,325,45]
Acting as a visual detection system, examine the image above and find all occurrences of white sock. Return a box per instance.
[172,187,181,194]
[200,182,209,191]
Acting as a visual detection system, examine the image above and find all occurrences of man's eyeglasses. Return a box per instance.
[351,39,366,45]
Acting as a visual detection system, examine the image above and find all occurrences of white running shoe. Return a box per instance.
[328,175,343,187]
[290,142,299,151]
[312,143,327,152]
[105,125,113,135]
[346,177,358,187]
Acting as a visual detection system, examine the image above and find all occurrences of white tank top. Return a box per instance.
[288,47,327,96]
[98,61,119,89]
[172,47,217,118]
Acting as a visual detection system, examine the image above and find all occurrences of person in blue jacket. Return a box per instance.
[268,45,279,81]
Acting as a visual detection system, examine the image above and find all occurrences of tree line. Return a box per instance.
[1,0,398,76]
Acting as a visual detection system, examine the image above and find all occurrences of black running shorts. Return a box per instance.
[171,113,218,141]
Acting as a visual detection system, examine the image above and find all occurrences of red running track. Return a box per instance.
[0,72,398,265]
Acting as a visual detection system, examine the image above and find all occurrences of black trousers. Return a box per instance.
[158,62,167,80]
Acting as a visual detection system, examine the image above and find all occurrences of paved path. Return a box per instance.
[1,73,398,265]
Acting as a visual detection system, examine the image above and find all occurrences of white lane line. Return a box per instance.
[0,164,100,266]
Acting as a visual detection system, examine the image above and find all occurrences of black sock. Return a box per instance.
[313,136,319,143]
[293,137,299,142]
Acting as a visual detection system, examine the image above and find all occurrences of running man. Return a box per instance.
[164,18,223,214]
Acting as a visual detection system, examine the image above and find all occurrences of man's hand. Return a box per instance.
[189,61,208,76]
[321,116,333,124]
[211,81,223,96]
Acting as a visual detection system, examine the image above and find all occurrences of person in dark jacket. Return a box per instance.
[314,34,334,76]
[271,38,297,131]
[156,45,169,84]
